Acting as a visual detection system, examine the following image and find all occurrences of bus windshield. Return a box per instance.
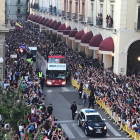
[48,58,65,63]
[46,70,66,79]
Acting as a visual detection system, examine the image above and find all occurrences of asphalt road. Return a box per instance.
[43,82,129,140]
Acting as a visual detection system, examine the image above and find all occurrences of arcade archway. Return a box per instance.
[127,40,140,75]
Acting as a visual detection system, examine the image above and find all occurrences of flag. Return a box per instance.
[15,22,23,30]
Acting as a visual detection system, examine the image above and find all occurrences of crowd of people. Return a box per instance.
[1,20,70,140]
[96,13,103,25]
[3,17,140,139]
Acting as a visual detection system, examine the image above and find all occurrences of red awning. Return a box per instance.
[36,16,42,23]
[42,18,48,25]
[53,22,61,30]
[39,17,45,24]
[33,15,38,22]
[99,37,114,54]
[27,14,33,20]
[29,14,33,20]
[75,30,85,40]
[46,19,52,27]
[31,15,36,21]
[81,31,93,44]
[58,24,66,32]
[49,20,57,28]
[89,34,103,50]
[63,26,71,35]
[69,28,77,37]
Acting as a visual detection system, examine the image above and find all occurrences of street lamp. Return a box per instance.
[138,56,140,61]
[111,53,114,57]
[0,57,4,63]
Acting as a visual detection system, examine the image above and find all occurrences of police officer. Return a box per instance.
[38,71,42,78]
[70,102,77,120]
[47,104,53,116]
[79,82,83,99]
[88,93,95,109]
[40,77,45,90]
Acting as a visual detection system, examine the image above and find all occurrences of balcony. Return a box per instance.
[99,0,104,2]
[134,22,140,31]
[16,2,23,6]
[109,0,115,2]
[57,10,62,16]
[106,15,113,29]
[61,11,65,18]
[87,17,93,26]
[66,12,71,19]
[96,13,103,27]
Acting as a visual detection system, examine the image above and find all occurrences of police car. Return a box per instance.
[77,109,107,136]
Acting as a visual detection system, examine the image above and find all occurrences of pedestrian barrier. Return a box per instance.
[70,79,140,140]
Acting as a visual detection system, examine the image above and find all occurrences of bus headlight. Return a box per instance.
[47,81,52,85]
[104,126,107,130]
[88,126,93,130]
[62,81,66,85]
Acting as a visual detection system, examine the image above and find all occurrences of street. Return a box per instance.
[44,83,129,140]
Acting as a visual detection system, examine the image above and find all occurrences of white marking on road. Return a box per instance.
[56,120,75,123]
[106,133,110,136]
[105,122,121,136]
[71,123,86,138]
[61,87,69,91]
[89,138,129,140]
[47,90,53,92]
[61,124,75,139]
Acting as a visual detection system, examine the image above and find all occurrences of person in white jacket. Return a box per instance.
[82,90,88,107]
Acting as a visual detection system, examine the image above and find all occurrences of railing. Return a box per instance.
[109,0,115,2]
[61,11,65,17]
[99,0,104,2]
[71,78,140,140]
[134,22,140,31]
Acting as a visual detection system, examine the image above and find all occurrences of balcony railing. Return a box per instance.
[31,3,39,10]
[61,11,65,17]
[109,0,115,2]
[87,17,93,25]
[134,22,140,31]
[99,0,104,2]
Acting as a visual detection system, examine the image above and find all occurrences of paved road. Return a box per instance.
[43,82,129,140]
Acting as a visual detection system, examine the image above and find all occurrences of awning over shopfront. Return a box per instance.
[99,37,114,54]
[39,17,45,24]
[63,26,71,37]
[89,34,103,50]
[75,30,85,42]
[49,20,57,29]
[33,15,38,22]
[80,31,93,46]
[53,22,61,33]
[69,28,77,40]
[27,14,33,20]
[46,19,52,27]
[42,18,48,26]
[57,24,66,35]
[31,15,36,21]
[36,16,42,23]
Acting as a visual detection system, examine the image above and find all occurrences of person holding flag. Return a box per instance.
[15,22,23,30]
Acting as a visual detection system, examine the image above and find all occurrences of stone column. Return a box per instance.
[103,54,112,69]
[113,53,127,75]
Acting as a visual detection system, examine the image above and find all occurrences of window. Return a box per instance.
[87,115,102,123]
[17,8,20,13]
[110,5,114,18]
[100,4,103,14]
[17,0,20,4]
[80,112,85,119]
[91,3,93,17]
[138,7,140,29]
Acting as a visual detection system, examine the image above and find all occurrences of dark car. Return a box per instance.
[77,109,107,136]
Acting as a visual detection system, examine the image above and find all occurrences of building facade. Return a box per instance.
[5,0,29,20]
[28,0,140,76]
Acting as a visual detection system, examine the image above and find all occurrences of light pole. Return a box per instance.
[0,57,4,80]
